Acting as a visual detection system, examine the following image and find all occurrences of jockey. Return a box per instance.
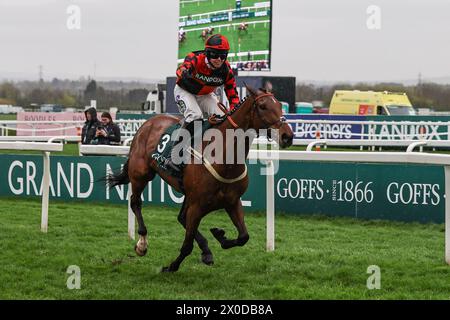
[164,34,240,172]
[178,27,185,41]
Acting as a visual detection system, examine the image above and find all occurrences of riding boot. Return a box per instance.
[164,120,196,172]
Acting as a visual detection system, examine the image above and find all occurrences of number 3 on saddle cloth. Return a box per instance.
[151,118,219,177]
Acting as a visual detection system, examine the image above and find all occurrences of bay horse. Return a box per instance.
[178,32,186,44]
[199,27,214,41]
[238,22,248,33]
[107,84,294,272]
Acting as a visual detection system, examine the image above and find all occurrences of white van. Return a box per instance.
[142,85,166,114]
[0,105,24,114]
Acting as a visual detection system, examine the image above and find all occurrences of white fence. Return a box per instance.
[79,144,450,265]
[0,119,146,139]
[1,138,449,264]
[4,118,450,150]
[4,117,450,264]
[0,141,64,233]
[249,150,450,264]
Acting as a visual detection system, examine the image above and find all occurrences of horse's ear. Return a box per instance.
[264,81,273,93]
[244,83,258,98]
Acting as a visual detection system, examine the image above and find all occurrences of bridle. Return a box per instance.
[217,92,287,130]
[202,92,287,184]
[253,93,287,130]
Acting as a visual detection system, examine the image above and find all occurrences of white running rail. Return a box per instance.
[0,140,64,233]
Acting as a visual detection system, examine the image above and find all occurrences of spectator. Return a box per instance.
[81,107,100,145]
[92,112,121,145]
[236,0,241,10]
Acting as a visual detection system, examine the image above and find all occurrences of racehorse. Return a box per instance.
[106,84,294,272]
[178,32,186,44]
[238,22,248,33]
[199,27,214,41]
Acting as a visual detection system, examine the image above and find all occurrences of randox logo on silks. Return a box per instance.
[195,73,224,85]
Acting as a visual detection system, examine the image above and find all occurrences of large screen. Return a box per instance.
[178,0,272,71]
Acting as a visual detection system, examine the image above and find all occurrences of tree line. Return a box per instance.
[2,78,450,111]
[296,82,450,111]
[0,79,155,111]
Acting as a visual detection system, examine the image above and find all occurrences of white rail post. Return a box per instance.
[266,160,275,252]
[445,166,450,265]
[41,151,50,233]
[127,183,135,240]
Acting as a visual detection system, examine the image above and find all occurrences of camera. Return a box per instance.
[97,125,105,131]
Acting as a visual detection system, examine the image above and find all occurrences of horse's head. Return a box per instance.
[245,84,294,148]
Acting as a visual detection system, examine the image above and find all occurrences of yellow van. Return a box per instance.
[329,90,416,115]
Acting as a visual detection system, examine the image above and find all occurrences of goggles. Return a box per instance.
[207,51,228,60]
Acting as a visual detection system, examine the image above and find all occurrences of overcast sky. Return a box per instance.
[1,0,449,83]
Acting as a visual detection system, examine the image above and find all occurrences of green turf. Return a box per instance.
[0,198,449,299]
[178,23,270,61]
[0,142,79,156]
[0,114,17,121]
[180,0,262,16]
[178,0,271,60]
[0,114,17,136]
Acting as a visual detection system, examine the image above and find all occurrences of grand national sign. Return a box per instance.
[0,154,445,224]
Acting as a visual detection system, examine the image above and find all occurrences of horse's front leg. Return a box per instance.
[210,200,249,249]
[162,205,202,272]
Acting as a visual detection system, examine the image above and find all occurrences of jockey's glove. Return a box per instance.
[182,68,194,79]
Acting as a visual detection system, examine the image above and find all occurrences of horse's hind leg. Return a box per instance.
[210,200,249,249]
[178,200,213,265]
[162,205,202,272]
[130,173,154,256]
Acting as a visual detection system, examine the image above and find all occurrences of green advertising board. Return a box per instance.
[0,155,445,223]
[275,161,444,223]
[0,155,265,211]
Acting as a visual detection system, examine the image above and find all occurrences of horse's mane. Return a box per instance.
[227,88,268,116]
[228,96,248,116]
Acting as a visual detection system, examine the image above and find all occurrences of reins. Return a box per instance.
[218,92,287,130]
[199,92,287,184]
[216,102,239,128]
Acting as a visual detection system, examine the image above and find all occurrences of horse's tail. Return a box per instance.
[106,159,130,188]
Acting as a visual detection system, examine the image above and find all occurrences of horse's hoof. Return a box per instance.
[161,266,177,273]
[134,244,147,257]
[201,253,214,266]
[210,228,225,240]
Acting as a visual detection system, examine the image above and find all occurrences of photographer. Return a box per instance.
[92,112,121,145]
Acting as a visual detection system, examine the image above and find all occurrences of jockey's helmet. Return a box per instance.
[205,34,230,60]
